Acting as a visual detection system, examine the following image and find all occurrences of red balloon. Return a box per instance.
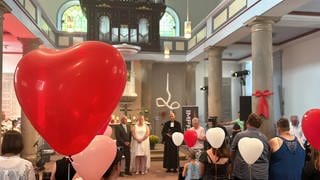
[302,109,320,150]
[14,41,126,155]
[96,117,111,135]
[184,130,197,147]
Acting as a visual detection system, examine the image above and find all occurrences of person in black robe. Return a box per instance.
[161,111,182,172]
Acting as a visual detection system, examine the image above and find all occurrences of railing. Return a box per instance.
[13,0,57,45]
[10,0,250,54]
[188,0,248,51]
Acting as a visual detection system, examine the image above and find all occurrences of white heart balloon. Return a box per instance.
[172,132,184,146]
[238,137,264,165]
[206,127,225,148]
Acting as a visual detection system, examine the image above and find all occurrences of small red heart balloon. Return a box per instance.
[302,109,320,150]
[184,130,197,148]
[14,41,126,155]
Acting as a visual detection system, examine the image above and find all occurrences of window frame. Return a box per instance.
[160,6,180,37]
[57,0,87,32]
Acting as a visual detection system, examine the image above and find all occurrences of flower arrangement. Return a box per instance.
[149,135,159,150]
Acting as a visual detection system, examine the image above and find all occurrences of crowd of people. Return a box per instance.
[177,113,320,180]
[0,110,320,180]
[0,112,21,135]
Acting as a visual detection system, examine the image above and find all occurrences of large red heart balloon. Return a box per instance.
[184,130,197,148]
[302,109,320,150]
[14,41,126,155]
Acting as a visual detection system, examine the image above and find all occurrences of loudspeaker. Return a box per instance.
[239,96,252,122]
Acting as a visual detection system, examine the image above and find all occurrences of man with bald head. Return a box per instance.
[190,117,205,158]
[115,115,132,176]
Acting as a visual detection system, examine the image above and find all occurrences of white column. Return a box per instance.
[18,38,42,161]
[205,46,225,119]
[0,1,11,140]
[248,16,279,139]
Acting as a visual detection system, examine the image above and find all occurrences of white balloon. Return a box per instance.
[172,132,184,146]
[206,127,225,148]
[238,137,264,165]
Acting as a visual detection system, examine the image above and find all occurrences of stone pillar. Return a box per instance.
[18,38,42,162]
[248,16,279,139]
[141,61,153,113]
[205,46,225,119]
[0,1,11,140]
[184,62,197,106]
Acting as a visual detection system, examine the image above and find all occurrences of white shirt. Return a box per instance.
[122,123,128,133]
[190,126,205,149]
[0,155,36,180]
[289,123,306,144]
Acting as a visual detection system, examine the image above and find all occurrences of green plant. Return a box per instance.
[149,135,159,144]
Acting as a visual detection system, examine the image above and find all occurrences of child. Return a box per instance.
[182,150,201,180]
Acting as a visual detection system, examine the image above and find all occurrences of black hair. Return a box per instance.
[1,130,23,155]
[277,118,290,131]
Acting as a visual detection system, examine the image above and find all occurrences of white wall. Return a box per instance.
[195,60,241,126]
[282,33,320,120]
[3,54,22,73]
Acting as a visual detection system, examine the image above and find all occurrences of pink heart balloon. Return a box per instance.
[302,109,320,150]
[72,135,117,180]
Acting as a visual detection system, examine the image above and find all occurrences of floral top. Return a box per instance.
[0,155,36,180]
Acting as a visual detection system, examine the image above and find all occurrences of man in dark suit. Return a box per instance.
[115,115,132,176]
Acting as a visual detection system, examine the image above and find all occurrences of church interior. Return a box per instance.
[0,0,320,179]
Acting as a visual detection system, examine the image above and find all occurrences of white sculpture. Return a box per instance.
[156,73,181,110]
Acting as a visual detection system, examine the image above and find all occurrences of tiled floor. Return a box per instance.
[40,144,185,180]
[40,154,186,180]
[119,161,182,180]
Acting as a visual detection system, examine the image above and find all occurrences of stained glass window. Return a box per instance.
[160,7,180,37]
[61,5,87,32]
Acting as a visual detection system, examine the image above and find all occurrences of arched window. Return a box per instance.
[139,18,149,43]
[160,7,180,37]
[57,1,87,32]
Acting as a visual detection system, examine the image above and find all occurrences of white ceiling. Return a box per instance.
[4,0,320,62]
[221,0,320,60]
[296,0,320,12]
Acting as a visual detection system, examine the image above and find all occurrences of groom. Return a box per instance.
[115,115,132,176]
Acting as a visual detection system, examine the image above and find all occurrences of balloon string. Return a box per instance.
[215,163,217,180]
[249,164,252,180]
[68,163,70,180]
[67,156,73,180]
[177,146,180,171]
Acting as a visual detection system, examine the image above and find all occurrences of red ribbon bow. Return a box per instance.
[252,90,273,118]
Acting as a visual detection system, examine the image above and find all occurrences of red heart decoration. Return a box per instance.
[14,41,126,155]
[302,109,320,150]
[184,130,197,147]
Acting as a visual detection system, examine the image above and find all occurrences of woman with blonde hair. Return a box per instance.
[302,146,320,179]
[182,150,201,180]
[131,115,150,175]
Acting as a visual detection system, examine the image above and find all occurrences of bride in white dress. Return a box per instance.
[131,115,150,175]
